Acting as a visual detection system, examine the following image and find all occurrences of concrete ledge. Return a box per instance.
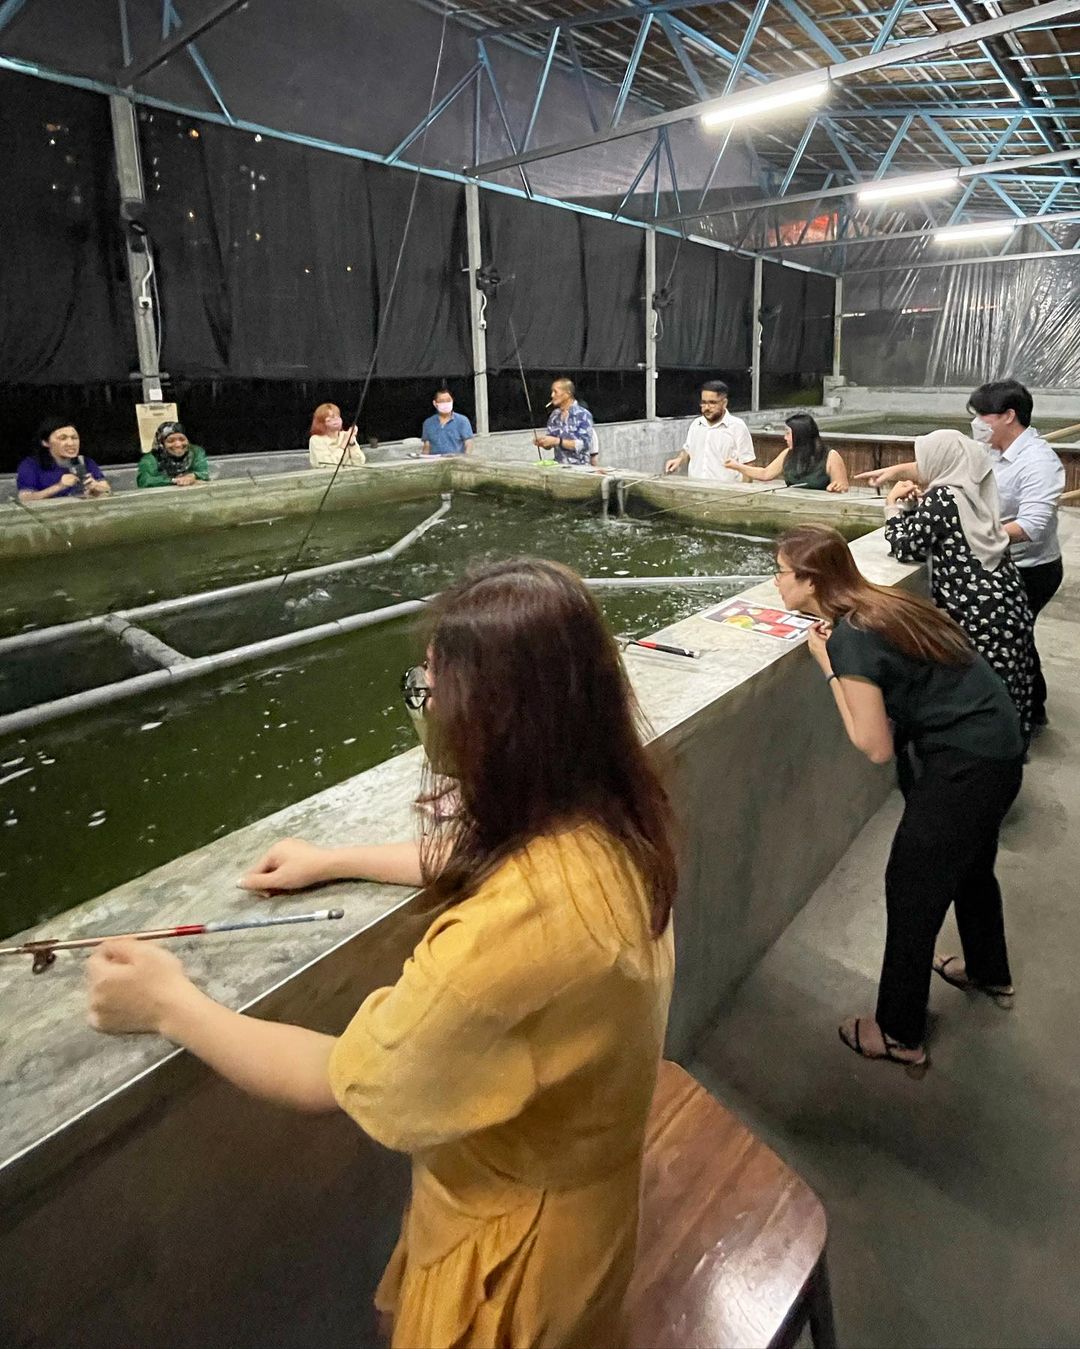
[0,479,920,1346]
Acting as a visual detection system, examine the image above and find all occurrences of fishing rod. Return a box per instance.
[620,636,700,659]
[260,7,451,620]
[1,908,345,974]
[507,313,545,461]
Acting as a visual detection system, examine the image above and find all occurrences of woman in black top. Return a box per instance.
[775,525,1024,1073]
[884,429,1035,736]
[725,413,849,492]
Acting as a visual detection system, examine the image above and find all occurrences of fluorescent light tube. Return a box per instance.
[701,80,829,129]
[934,221,1017,244]
[857,172,959,204]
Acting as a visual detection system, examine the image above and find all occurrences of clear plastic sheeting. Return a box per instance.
[844,256,1080,388]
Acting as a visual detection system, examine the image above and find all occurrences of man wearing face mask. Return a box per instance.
[967,381,1065,730]
[856,380,1064,730]
[421,388,473,457]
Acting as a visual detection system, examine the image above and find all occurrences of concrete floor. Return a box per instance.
[692,542,1080,1349]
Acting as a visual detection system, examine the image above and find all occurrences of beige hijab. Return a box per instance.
[913,429,1009,572]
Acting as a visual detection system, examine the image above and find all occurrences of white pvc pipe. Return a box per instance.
[0,598,429,738]
[0,496,451,657]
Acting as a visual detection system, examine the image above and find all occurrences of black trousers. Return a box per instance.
[1020,556,1064,723]
[877,748,1023,1048]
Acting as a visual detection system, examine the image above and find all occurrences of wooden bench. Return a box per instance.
[626,1061,836,1349]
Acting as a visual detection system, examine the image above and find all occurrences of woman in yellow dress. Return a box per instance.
[86,558,678,1348]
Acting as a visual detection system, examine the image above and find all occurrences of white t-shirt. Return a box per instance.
[684,413,755,482]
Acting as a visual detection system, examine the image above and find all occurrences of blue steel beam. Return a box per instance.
[614,134,663,218]
[563,31,600,134]
[920,115,1061,248]
[522,27,559,151]
[477,40,533,198]
[660,126,683,218]
[386,62,481,164]
[666,15,766,83]
[870,0,910,54]
[486,2,724,41]
[723,0,772,96]
[695,124,737,210]
[656,12,708,99]
[773,0,845,63]
[163,1,233,124]
[0,0,31,36]
[118,0,132,68]
[610,12,654,129]
[781,115,820,193]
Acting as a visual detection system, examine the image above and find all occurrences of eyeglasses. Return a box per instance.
[400,663,431,712]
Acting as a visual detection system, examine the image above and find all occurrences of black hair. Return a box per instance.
[700,381,729,398]
[34,416,79,468]
[433,387,452,398]
[784,412,828,484]
[967,379,1033,428]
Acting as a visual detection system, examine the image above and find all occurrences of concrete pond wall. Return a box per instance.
[0,463,918,1347]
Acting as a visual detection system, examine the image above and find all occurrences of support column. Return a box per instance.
[645,227,658,420]
[832,274,844,379]
[465,183,490,436]
[751,255,763,412]
[109,94,162,402]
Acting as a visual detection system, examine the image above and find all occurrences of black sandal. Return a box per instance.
[838,1017,929,1078]
[933,954,1014,1008]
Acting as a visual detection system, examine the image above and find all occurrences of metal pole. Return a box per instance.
[465,183,490,436]
[832,274,843,379]
[109,93,162,402]
[645,228,658,420]
[751,256,763,413]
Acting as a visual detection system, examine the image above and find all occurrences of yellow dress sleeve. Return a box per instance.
[328,895,537,1154]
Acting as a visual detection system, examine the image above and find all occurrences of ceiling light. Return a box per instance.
[701,80,829,129]
[934,220,1017,244]
[857,172,959,204]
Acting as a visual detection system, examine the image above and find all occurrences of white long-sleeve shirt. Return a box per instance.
[989,426,1065,568]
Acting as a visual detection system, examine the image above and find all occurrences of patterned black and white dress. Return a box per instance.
[885,485,1035,735]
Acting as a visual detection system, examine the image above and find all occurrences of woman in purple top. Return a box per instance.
[16,418,111,502]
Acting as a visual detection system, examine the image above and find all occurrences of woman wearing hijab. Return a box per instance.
[137,422,211,489]
[884,429,1035,737]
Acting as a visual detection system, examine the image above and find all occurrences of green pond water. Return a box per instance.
[0,490,783,937]
[822,414,1079,439]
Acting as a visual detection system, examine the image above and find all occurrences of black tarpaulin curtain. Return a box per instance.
[139,110,471,380]
[654,237,753,369]
[480,193,644,372]
[761,264,834,374]
[0,70,135,383]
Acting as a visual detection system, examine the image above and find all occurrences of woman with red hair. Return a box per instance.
[308,402,365,468]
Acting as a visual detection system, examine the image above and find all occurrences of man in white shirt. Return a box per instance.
[664,381,755,482]
[968,380,1065,728]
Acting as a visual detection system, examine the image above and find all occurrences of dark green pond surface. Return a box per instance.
[821,414,1078,439]
[0,491,780,937]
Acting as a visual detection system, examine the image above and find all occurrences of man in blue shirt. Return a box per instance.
[422,389,473,457]
[535,378,597,467]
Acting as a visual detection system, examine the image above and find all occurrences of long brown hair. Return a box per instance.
[778,524,975,666]
[418,558,677,936]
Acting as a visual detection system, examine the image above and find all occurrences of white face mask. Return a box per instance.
[970,416,993,445]
[435,400,453,414]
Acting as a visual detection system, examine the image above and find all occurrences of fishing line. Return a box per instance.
[261,6,452,621]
